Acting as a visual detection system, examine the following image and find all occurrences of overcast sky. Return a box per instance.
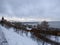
[0,0,60,22]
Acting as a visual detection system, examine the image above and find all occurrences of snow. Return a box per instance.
[0,26,8,45]
[0,25,60,45]
[26,27,32,30]
[0,26,38,45]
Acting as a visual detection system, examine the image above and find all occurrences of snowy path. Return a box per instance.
[0,26,8,45]
[1,26,38,45]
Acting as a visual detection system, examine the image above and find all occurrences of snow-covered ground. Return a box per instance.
[0,25,60,45]
[0,26,8,45]
[0,26,39,45]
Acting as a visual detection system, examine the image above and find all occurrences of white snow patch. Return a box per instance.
[26,27,32,30]
[1,26,38,45]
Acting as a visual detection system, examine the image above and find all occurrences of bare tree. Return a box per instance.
[40,21,49,30]
[40,21,49,45]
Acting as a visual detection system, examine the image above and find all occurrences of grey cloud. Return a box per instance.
[0,0,60,21]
